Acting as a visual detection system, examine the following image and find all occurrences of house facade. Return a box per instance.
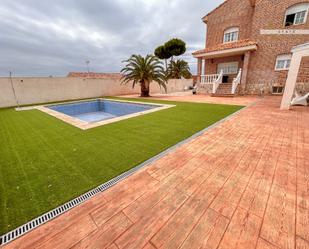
[193,0,309,95]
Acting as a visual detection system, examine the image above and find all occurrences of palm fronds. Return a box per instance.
[121,54,167,96]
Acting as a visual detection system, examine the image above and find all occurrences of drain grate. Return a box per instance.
[0,105,249,246]
[0,163,149,246]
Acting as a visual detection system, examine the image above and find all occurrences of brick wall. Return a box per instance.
[297,56,309,83]
[203,0,309,94]
[296,56,309,93]
[247,0,309,94]
[205,0,254,48]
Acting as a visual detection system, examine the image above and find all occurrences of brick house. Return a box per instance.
[193,0,309,95]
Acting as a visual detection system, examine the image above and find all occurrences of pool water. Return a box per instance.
[48,99,158,123]
[74,111,116,122]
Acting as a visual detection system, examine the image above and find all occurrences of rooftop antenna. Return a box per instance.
[9,71,20,109]
[85,60,90,76]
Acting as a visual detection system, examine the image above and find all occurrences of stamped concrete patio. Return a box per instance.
[2,95,308,249]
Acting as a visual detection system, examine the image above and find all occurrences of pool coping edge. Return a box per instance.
[33,98,175,130]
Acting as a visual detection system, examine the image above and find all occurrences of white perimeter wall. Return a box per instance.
[0,77,193,108]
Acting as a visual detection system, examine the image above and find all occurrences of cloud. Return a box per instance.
[0,0,223,76]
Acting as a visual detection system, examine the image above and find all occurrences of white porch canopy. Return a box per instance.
[280,42,309,110]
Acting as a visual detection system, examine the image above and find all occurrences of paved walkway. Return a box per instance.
[121,92,259,106]
[3,96,309,249]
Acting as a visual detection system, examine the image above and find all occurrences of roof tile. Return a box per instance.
[192,39,257,55]
[67,72,122,79]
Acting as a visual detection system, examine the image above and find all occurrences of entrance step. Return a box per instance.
[214,83,234,96]
[211,93,235,97]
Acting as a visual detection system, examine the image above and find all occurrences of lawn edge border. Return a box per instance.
[0,100,254,246]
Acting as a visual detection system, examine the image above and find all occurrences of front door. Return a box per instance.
[222,75,229,83]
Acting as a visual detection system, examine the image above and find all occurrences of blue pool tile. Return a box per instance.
[47,100,159,123]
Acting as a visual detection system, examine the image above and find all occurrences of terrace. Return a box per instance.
[1,0,309,248]
[1,94,308,249]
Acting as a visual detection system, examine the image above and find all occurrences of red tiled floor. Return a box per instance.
[2,96,309,249]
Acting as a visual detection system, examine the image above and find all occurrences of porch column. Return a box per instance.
[280,43,309,110]
[203,59,207,75]
[241,51,251,88]
[197,58,202,82]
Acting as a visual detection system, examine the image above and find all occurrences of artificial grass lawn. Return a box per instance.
[0,97,242,235]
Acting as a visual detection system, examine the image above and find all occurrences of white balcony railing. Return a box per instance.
[213,70,223,94]
[200,70,223,94]
[231,69,242,94]
[200,74,220,84]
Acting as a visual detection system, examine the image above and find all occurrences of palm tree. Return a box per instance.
[167,59,192,79]
[121,54,167,97]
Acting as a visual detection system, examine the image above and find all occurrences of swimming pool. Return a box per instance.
[48,99,159,122]
[37,99,174,130]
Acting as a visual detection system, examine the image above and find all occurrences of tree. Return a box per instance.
[121,54,167,97]
[164,38,186,60]
[167,59,192,79]
[154,45,171,70]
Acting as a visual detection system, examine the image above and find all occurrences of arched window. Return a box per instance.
[285,3,309,26]
[223,27,239,43]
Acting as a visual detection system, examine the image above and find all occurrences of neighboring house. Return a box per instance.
[67,72,122,80]
[193,0,309,96]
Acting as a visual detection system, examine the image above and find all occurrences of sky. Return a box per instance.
[0,0,224,77]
